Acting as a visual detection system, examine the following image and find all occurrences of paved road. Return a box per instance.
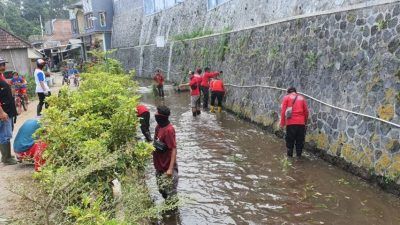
[0,74,63,223]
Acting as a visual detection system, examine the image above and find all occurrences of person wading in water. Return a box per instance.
[280,87,309,157]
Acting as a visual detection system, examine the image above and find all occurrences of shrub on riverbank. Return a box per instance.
[13,52,173,224]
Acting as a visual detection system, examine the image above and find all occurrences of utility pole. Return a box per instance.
[39,14,44,37]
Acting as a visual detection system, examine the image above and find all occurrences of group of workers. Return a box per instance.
[153,67,226,117]
[181,67,225,116]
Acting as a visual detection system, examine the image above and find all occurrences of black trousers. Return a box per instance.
[285,125,306,157]
[139,112,152,142]
[37,92,51,116]
[157,85,165,97]
[201,86,209,108]
[211,91,224,107]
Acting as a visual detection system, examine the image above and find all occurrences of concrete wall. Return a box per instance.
[111,0,387,49]
[0,49,31,75]
[112,0,400,184]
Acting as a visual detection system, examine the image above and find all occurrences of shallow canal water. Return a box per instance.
[138,84,400,225]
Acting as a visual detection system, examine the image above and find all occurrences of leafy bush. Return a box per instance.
[13,53,174,224]
[24,74,36,99]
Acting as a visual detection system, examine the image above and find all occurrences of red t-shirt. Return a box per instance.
[280,93,309,126]
[212,80,225,92]
[154,73,164,85]
[189,76,201,96]
[153,123,177,172]
[136,104,149,116]
[201,71,219,87]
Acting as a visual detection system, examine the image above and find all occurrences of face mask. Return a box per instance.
[155,114,170,127]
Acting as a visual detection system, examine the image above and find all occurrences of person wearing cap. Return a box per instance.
[153,106,178,199]
[280,87,309,157]
[34,59,51,116]
[136,104,152,142]
[0,56,17,165]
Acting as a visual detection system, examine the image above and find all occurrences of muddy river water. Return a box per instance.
[138,84,400,225]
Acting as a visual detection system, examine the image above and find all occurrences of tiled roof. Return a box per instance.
[0,27,31,50]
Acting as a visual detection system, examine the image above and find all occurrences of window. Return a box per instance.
[144,0,184,15]
[208,0,229,9]
[144,0,155,15]
[154,0,165,12]
[71,19,79,34]
[99,12,106,27]
[84,13,94,29]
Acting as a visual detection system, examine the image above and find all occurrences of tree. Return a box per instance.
[0,0,76,39]
[0,1,40,39]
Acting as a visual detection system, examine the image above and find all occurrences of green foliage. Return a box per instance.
[0,0,75,39]
[25,75,37,99]
[13,57,174,224]
[268,46,280,61]
[305,51,319,69]
[172,27,214,41]
[199,47,210,67]
[347,13,357,23]
[377,19,388,31]
[217,33,230,61]
[280,156,293,172]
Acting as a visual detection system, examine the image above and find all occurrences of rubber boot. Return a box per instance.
[210,106,215,113]
[218,107,222,113]
[296,149,303,158]
[287,148,294,157]
[196,110,201,116]
[192,111,197,117]
[0,143,17,165]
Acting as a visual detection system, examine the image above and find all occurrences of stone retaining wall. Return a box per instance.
[113,1,400,184]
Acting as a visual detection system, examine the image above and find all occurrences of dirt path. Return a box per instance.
[0,75,63,223]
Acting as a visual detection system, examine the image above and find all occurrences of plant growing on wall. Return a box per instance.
[306,51,319,69]
[172,27,214,41]
[377,19,388,31]
[268,45,280,61]
[217,33,230,61]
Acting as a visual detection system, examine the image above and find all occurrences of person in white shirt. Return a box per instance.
[34,59,51,116]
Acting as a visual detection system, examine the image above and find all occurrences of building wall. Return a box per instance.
[77,10,85,36]
[85,0,114,33]
[0,49,31,75]
[111,0,389,49]
[45,20,73,45]
[112,0,400,183]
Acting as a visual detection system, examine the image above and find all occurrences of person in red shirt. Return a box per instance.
[210,77,225,113]
[153,106,178,199]
[200,67,222,109]
[153,69,165,98]
[136,104,152,142]
[180,71,202,117]
[280,87,309,157]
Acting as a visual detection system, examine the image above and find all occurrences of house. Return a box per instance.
[69,0,114,52]
[0,27,42,76]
